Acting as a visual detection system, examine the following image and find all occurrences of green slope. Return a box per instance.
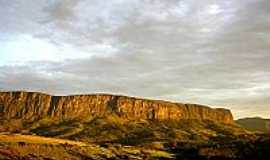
[236,117,270,133]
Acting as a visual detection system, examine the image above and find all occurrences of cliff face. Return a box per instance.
[0,91,233,124]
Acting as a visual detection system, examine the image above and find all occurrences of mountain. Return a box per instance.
[236,117,270,133]
[0,91,247,143]
[0,91,233,123]
[1,91,269,160]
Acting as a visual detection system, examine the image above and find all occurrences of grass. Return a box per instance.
[0,133,87,146]
[0,133,177,160]
[148,150,174,159]
[0,133,116,159]
[0,117,265,160]
[0,116,249,146]
[0,115,254,159]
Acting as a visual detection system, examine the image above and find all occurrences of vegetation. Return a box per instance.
[0,116,249,145]
[0,133,177,160]
[236,117,270,133]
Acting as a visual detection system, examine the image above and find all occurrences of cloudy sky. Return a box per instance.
[0,0,270,119]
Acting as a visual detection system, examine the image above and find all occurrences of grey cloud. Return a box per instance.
[0,0,270,118]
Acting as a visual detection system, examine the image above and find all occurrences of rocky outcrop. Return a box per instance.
[0,91,233,123]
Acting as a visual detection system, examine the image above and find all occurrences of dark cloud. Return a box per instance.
[0,0,270,118]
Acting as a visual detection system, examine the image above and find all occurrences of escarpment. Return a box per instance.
[0,91,233,124]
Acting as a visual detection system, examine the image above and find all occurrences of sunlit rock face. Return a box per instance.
[0,91,233,123]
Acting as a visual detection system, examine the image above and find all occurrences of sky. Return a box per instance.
[0,0,270,119]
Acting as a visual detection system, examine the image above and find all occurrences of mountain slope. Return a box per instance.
[236,117,270,133]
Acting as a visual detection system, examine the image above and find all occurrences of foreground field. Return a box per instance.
[1,117,269,160]
[1,133,270,160]
[0,133,174,160]
[0,133,87,146]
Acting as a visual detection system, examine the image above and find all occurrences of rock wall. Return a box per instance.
[0,91,234,123]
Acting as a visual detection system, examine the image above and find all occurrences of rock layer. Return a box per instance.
[0,91,233,123]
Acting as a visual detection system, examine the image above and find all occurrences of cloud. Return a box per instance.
[0,0,270,118]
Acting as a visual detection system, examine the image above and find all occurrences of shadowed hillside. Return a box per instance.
[236,117,270,133]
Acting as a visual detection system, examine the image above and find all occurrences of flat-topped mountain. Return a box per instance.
[0,91,233,124]
[0,91,249,147]
[1,91,263,160]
